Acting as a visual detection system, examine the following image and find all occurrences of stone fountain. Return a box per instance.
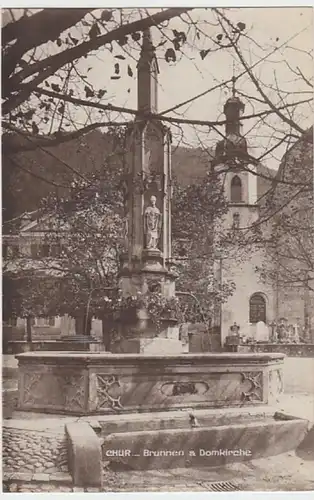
[16,30,309,471]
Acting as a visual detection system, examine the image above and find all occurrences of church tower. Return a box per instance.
[212,81,274,344]
[213,82,258,228]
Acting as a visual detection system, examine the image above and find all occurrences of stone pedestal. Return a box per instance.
[116,247,183,353]
[112,305,184,354]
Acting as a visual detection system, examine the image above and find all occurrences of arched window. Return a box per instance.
[230,175,242,203]
[249,293,266,323]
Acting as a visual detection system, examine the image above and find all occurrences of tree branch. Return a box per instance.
[3,9,93,85]
[215,8,307,135]
[4,7,193,111]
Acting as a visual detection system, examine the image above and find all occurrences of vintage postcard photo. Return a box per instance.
[2,5,313,494]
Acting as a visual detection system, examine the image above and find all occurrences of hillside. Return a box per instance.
[2,129,276,222]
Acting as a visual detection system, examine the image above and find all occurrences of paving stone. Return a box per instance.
[49,472,72,483]
[3,472,14,481]
[12,472,34,481]
[32,473,50,482]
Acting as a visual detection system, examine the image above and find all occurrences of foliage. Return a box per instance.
[257,128,314,292]
[171,170,235,322]
[3,134,125,331]
[3,273,61,320]
[115,291,183,331]
[3,149,235,335]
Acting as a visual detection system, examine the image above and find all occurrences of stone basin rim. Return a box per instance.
[16,351,285,361]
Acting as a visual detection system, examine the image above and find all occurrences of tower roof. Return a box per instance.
[223,95,245,115]
[213,87,247,166]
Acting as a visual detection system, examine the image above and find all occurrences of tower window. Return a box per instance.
[230,175,242,203]
[249,293,266,323]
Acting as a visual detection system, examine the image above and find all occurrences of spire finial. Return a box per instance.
[141,28,154,55]
[137,27,159,113]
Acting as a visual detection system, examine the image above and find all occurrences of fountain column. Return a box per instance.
[112,30,184,354]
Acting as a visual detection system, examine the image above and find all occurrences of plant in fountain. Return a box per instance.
[144,292,183,330]
[116,290,183,333]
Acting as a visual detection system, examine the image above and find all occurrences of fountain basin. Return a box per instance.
[16,352,284,415]
[101,409,308,470]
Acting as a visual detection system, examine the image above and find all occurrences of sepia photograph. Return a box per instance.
[2,4,314,494]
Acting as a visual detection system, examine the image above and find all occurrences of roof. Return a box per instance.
[256,163,276,202]
[277,126,313,180]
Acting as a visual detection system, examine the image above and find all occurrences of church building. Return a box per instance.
[210,84,313,344]
[211,86,275,343]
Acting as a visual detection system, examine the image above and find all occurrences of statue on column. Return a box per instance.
[144,195,162,250]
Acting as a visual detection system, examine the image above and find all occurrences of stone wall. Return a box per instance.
[221,248,274,342]
[3,317,104,347]
[3,341,101,355]
[239,343,314,357]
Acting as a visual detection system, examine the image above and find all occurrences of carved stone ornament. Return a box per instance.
[143,172,165,193]
[22,372,85,410]
[63,375,85,410]
[241,371,263,402]
[268,368,284,403]
[144,195,162,250]
[96,374,124,411]
[160,381,209,397]
[23,373,45,405]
